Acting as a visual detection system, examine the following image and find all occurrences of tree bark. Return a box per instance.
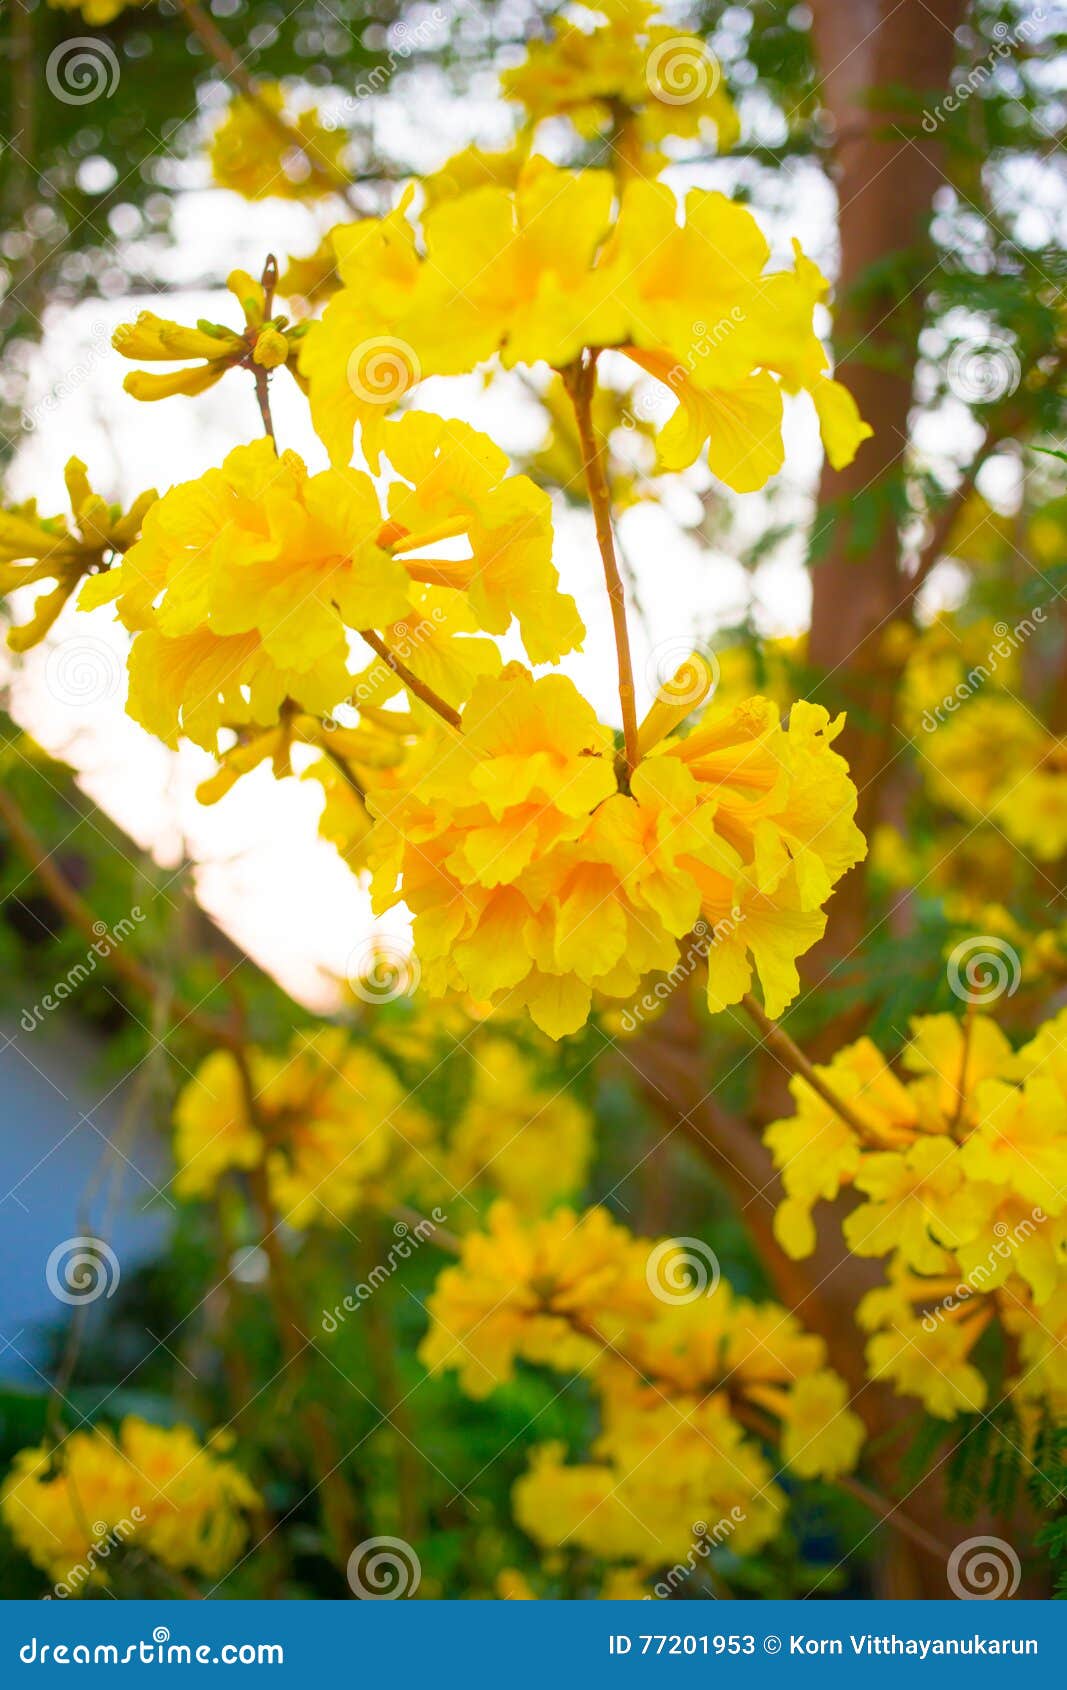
[807,0,967,962]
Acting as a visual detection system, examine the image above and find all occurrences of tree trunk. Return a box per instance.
[807,0,966,962]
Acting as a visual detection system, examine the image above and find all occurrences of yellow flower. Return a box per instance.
[775,1371,865,1481]
[113,269,306,403]
[419,1202,649,1396]
[1,1419,258,1590]
[422,144,526,207]
[0,460,155,652]
[843,1136,979,1275]
[47,0,143,19]
[866,1318,990,1419]
[367,666,864,1038]
[89,419,575,752]
[497,1568,538,1599]
[301,163,870,487]
[280,231,342,308]
[960,1075,1067,1212]
[209,84,350,201]
[501,3,739,174]
[766,1037,916,1259]
[173,1031,419,1225]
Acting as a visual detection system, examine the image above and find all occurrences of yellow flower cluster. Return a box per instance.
[300,161,870,488]
[1,1419,258,1591]
[366,663,865,1037]
[172,1029,422,1225]
[209,84,350,201]
[176,1006,594,1231]
[501,0,739,174]
[898,613,1067,861]
[82,415,579,752]
[765,1011,1067,1418]
[421,1202,863,1571]
[0,460,154,652]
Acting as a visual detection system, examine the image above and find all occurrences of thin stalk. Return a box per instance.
[564,352,640,779]
[358,628,462,730]
[740,992,886,1145]
[230,1046,358,1563]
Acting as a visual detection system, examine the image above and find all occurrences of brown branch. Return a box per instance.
[740,992,880,1143]
[230,1045,359,1563]
[564,353,640,779]
[358,629,462,730]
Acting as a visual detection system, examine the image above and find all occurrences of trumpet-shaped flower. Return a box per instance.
[301,163,870,486]
[0,460,155,652]
[86,418,578,751]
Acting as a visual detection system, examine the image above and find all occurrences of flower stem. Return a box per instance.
[230,1045,358,1564]
[740,992,884,1145]
[564,352,640,779]
[359,627,462,730]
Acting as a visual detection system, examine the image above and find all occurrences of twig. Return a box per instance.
[740,991,882,1144]
[230,1044,359,1562]
[564,353,640,780]
[358,629,462,730]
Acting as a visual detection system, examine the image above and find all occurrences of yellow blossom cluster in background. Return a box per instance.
[173,1017,594,1228]
[501,0,739,176]
[1,1420,258,1591]
[766,1011,1067,1419]
[209,83,351,201]
[422,1202,863,1575]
